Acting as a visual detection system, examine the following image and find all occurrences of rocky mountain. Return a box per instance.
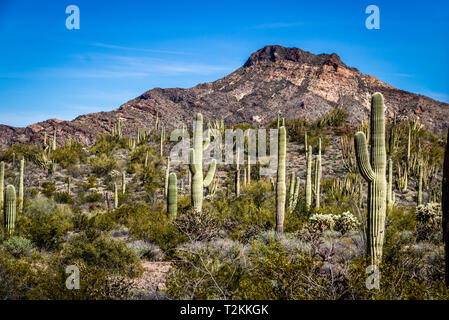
[1,45,448,149]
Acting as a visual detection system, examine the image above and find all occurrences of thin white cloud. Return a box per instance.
[249,22,304,29]
[90,42,188,55]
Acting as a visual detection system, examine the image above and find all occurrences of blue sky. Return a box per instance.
[0,0,448,127]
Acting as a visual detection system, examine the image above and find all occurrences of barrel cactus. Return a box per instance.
[354,92,387,265]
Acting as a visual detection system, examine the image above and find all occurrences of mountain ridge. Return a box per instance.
[1,45,448,149]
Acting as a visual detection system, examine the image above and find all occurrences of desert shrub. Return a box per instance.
[175,208,221,242]
[20,196,74,250]
[89,154,118,175]
[214,181,275,242]
[62,232,143,278]
[51,141,86,168]
[2,236,35,257]
[334,211,360,234]
[308,213,336,232]
[127,240,165,261]
[0,143,39,163]
[41,181,56,198]
[53,192,74,204]
[114,203,186,254]
[81,191,103,203]
[414,203,442,241]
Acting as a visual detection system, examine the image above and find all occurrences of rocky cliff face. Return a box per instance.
[1,45,448,149]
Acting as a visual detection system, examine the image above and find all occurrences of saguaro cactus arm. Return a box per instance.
[354,132,375,182]
[203,159,217,187]
[189,149,198,175]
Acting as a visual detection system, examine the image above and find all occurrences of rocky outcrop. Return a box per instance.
[0,45,448,149]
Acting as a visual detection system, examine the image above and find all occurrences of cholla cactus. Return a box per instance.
[415,202,442,241]
[309,213,336,232]
[334,212,360,234]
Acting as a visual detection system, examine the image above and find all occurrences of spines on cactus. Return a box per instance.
[354,92,387,265]
[275,126,286,233]
[189,113,217,213]
[4,184,17,235]
[167,172,178,218]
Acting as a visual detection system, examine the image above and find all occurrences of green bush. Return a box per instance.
[53,192,74,204]
[2,236,35,257]
[89,154,118,175]
[62,232,143,278]
[41,181,56,198]
[20,196,74,250]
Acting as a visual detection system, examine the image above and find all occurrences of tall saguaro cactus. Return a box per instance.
[288,172,296,209]
[165,157,171,197]
[122,171,126,194]
[305,145,313,210]
[19,158,24,213]
[4,185,17,235]
[418,162,423,205]
[315,138,322,209]
[276,126,287,233]
[442,128,448,286]
[0,161,4,211]
[235,149,240,197]
[189,113,217,213]
[167,172,178,218]
[354,92,387,265]
[387,159,393,208]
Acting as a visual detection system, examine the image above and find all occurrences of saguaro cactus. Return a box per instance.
[114,183,119,209]
[292,176,301,209]
[354,92,387,265]
[305,145,313,210]
[276,126,287,233]
[442,128,448,286]
[122,171,126,194]
[19,158,24,213]
[165,157,171,197]
[4,185,16,235]
[418,162,423,205]
[387,159,393,208]
[167,173,178,218]
[189,113,217,213]
[315,138,322,209]
[52,131,57,151]
[0,161,4,211]
[288,172,296,209]
[235,149,240,197]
